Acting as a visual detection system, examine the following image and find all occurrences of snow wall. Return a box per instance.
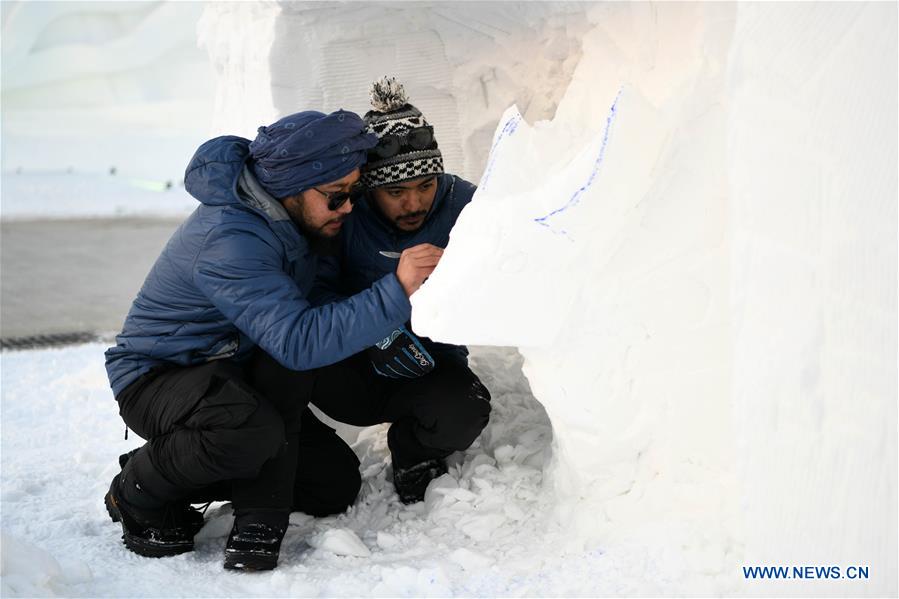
[414,3,897,596]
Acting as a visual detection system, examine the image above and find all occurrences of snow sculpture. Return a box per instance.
[413,2,896,592]
[414,3,738,569]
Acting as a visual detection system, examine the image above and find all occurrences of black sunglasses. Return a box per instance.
[315,182,365,211]
[370,126,435,160]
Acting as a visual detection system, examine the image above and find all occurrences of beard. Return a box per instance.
[283,195,345,255]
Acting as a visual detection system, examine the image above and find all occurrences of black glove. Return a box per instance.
[367,326,436,379]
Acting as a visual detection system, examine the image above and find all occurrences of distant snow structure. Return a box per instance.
[1,1,215,180]
[197,2,591,183]
[413,2,896,596]
[1,2,208,107]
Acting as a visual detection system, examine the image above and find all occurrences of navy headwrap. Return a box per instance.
[249,109,378,199]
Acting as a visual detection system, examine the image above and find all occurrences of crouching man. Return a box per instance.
[310,78,492,504]
[104,108,442,570]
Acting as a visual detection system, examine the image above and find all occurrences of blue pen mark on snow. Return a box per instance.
[479,113,522,192]
[534,88,622,238]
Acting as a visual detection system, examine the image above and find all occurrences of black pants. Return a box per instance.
[182,409,362,517]
[116,348,490,515]
[308,350,491,469]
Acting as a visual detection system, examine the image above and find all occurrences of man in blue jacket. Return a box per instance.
[104,109,443,570]
[309,78,491,506]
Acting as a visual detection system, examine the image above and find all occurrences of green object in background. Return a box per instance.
[127,178,174,192]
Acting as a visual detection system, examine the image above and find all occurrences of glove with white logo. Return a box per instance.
[367,326,436,379]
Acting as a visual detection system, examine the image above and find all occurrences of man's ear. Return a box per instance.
[281,192,302,209]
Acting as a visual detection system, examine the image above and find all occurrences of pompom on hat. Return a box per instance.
[361,77,444,188]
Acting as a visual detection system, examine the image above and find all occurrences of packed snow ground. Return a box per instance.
[1,343,703,597]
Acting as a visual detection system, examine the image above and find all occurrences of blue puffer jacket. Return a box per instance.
[311,173,476,362]
[105,136,412,396]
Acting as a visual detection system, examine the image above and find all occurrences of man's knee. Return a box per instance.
[427,379,492,451]
[189,379,286,478]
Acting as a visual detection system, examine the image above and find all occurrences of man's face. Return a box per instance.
[282,169,360,238]
[371,176,438,232]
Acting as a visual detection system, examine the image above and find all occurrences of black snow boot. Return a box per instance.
[392,458,448,504]
[223,510,288,571]
[105,471,199,558]
[111,449,205,536]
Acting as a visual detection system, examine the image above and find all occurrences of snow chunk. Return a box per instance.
[460,453,497,479]
[308,528,371,558]
[0,531,79,597]
[449,547,495,571]
[423,472,458,512]
[376,531,400,550]
[194,503,233,540]
[455,512,508,542]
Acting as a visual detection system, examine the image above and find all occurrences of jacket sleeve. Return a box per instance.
[193,224,411,370]
[308,252,348,307]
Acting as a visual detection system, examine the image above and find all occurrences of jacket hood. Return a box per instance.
[184,135,252,207]
[184,135,307,260]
